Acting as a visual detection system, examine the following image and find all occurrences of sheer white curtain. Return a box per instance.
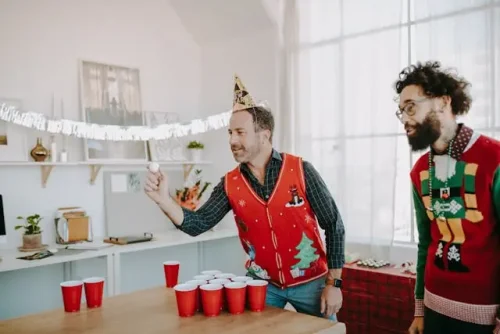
[405,0,500,242]
[280,0,500,258]
[411,1,498,131]
[278,0,406,259]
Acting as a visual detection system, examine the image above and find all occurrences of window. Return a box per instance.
[295,0,500,244]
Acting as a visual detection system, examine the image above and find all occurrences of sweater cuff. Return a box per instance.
[415,299,424,317]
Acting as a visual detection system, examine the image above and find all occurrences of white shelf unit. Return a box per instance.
[0,160,212,187]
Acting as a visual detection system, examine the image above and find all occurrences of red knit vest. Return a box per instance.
[411,135,500,305]
[224,153,328,288]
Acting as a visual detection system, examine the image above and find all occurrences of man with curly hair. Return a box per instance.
[394,61,500,334]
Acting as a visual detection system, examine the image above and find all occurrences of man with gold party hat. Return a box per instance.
[145,74,346,321]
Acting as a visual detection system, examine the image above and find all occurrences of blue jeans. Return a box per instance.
[264,276,338,321]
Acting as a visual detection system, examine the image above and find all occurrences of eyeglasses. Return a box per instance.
[395,97,430,122]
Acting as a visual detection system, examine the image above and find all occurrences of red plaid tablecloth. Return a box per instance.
[338,263,416,334]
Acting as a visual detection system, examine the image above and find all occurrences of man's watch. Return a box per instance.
[326,278,342,288]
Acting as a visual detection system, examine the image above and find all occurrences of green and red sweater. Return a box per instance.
[410,125,500,326]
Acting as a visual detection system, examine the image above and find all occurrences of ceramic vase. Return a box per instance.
[30,138,49,162]
[189,149,203,162]
[22,234,42,249]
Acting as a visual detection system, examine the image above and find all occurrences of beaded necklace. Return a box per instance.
[427,138,454,221]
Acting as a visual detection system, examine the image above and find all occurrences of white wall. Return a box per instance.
[197,27,280,181]
[0,0,201,249]
[178,27,280,229]
[0,0,207,320]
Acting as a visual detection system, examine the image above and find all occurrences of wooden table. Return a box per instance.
[0,286,346,334]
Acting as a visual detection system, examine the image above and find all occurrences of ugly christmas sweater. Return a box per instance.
[410,124,500,326]
[224,153,329,288]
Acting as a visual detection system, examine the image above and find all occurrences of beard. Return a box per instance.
[406,110,442,152]
[231,146,249,162]
[231,142,259,163]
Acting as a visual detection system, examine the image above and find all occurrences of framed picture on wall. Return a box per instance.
[146,111,187,161]
[0,98,28,162]
[79,60,148,162]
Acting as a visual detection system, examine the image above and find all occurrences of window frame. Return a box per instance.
[293,0,500,244]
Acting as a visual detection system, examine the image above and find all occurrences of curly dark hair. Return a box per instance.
[394,61,472,116]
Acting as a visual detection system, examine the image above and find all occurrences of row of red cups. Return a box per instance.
[60,277,105,312]
[174,272,268,317]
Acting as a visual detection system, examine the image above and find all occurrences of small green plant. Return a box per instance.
[187,141,204,149]
[15,214,43,235]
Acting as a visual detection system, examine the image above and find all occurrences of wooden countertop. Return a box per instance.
[0,286,346,334]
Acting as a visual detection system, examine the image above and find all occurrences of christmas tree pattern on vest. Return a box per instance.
[285,185,305,208]
[290,232,320,278]
[420,157,484,273]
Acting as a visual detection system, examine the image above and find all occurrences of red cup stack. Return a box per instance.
[171,268,269,318]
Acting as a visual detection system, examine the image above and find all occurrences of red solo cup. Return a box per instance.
[200,283,223,317]
[83,277,105,308]
[231,276,253,283]
[60,280,83,312]
[163,261,180,288]
[209,278,230,310]
[193,274,213,282]
[201,270,221,276]
[247,280,268,312]
[214,273,236,280]
[184,279,206,312]
[225,282,247,315]
[174,283,198,317]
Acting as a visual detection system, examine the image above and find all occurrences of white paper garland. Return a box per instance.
[0,103,239,141]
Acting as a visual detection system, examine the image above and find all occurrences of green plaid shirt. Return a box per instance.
[178,149,345,269]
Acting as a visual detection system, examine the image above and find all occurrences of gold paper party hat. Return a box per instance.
[233,74,256,111]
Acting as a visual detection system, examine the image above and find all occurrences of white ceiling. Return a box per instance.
[169,0,277,44]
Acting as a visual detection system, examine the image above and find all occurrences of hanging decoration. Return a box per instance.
[0,102,266,141]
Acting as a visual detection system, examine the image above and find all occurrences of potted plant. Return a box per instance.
[187,140,204,162]
[15,214,44,250]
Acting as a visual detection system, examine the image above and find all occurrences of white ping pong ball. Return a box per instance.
[148,162,159,173]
